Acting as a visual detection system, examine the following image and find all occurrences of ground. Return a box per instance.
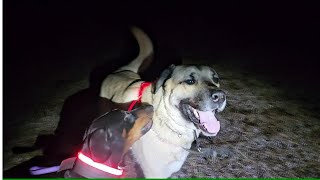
[3,54,320,177]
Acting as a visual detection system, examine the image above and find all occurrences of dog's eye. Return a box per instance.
[184,79,195,85]
[124,114,136,123]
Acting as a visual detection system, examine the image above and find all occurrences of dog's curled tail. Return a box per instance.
[117,26,154,73]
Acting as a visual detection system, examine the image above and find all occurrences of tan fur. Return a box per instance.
[123,114,152,156]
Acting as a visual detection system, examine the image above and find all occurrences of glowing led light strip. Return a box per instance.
[78,152,123,176]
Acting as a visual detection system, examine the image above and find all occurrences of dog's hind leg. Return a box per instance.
[117,27,154,74]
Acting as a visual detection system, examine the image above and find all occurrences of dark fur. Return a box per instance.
[65,104,153,178]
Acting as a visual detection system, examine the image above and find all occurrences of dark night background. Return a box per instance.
[3,0,320,177]
[5,1,320,107]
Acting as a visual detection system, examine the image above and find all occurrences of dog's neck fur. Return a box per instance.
[132,86,198,178]
[140,85,153,105]
[141,86,198,146]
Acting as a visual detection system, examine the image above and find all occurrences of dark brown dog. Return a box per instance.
[60,104,154,178]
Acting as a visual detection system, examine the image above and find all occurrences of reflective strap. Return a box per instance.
[128,82,152,111]
[29,166,60,175]
[77,152,123,176]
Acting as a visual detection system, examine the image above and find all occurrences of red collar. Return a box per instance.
[128,82,152,111]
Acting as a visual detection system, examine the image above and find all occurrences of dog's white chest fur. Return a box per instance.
[131,128,190,178]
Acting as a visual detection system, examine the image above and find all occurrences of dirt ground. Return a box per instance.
[3,55,320,177]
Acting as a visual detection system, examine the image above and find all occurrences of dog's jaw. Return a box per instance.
[131,115,193,178]
[179,103,221,136]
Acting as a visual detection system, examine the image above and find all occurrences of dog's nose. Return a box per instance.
[212,90,226,103]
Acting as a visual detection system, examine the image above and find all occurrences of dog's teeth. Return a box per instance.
[193,108,199,119]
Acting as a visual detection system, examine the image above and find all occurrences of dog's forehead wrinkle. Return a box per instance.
[173,66,200,75]
[172,71,202,83]
[194,68,219,85]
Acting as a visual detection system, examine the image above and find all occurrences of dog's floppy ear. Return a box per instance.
[88,129,111,163]
[152,64,175,94]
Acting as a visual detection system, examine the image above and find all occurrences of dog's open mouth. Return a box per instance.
[180,104,220,135]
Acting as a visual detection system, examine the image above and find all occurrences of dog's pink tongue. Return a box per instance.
[198,111,220,134]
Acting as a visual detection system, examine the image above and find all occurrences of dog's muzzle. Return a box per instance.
[180,89,226,136]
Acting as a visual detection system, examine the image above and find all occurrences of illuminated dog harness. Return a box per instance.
[57,152,123,178]
[77,152,123,176]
